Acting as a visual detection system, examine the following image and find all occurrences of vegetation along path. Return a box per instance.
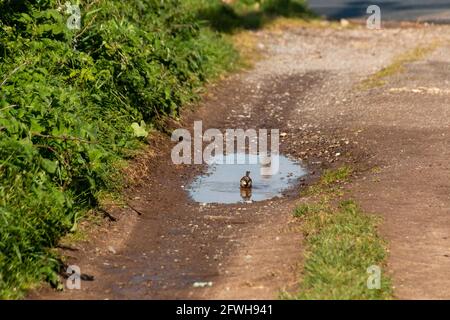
[32,21,450,299]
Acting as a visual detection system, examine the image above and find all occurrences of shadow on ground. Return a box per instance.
[196,0,316,33]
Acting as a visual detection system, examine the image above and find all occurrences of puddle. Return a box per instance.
[186,153,307,204]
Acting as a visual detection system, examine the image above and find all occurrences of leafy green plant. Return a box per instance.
[131,121,149,138]
[0,0,317,299]
[0,0,237,298]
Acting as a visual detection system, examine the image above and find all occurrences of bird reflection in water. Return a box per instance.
[240,188,252,202]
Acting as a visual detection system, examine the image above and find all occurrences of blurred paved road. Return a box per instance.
[308,0,450,23]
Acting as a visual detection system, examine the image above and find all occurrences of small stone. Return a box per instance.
[108,246,116,254]
[340,19,350,27]
[193,281,213,288]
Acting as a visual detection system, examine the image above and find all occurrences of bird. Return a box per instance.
[240,171,252,189]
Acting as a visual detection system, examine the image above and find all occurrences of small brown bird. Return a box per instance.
[240,171,252,189]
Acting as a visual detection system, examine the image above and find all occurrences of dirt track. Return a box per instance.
[31,22,450,300]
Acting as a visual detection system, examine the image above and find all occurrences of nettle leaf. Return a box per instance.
[17,13,33,24]
[30,119,44,133]
[131,120,148,138]
[41,158,58,174]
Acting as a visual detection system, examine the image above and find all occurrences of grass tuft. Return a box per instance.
[360,42,440,89]
[291,199,392,300]
[293,202,327,218]
[288,166,393,300]
[321,166,353,185]
[302,166,353,197]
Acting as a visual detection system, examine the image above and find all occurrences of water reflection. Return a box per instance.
[187,153,307,204]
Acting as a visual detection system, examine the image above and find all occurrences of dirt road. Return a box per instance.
[32,22,450,300]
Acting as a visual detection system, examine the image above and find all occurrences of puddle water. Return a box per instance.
[186,153,307,204]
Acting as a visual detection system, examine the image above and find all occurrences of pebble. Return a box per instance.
[193,281,213,288]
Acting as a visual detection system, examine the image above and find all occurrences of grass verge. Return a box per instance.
[191,0,316,34]
[287,167,393,300]
[0,0,238,298]
[0,0,318,299]
[360,42,440,89]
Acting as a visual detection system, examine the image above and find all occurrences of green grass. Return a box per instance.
[293,202,327,218]
[295,200,392,299]
[360,42,440,89]
[288,167,393,300]
[303,165,353,197]
[321,166,353,185]
[190,0,316,33]
[0,0,239,298]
